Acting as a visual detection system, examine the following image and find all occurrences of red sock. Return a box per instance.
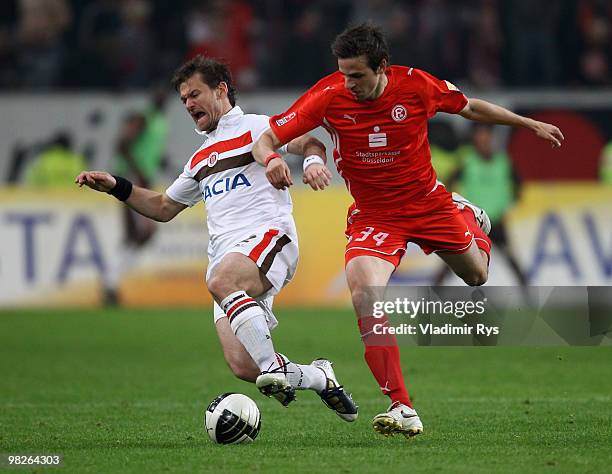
[358,316,412,407]
[460,207,492,261]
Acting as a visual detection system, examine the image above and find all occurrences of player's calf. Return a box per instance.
[439,239,489,287]
[446,192,492,286]
[216,316,264,383]
[224,354,260,383]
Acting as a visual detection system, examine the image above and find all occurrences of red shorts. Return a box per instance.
[345,186,475,268]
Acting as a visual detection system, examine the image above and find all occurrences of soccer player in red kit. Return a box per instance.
[252,24,564,438]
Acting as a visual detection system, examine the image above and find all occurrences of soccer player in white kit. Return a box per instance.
[75,56,358,422]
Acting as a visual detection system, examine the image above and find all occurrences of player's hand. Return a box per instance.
[266,158,293,190]
[75,171,116,192]
[303,163,332,191]
[532,121,565,148]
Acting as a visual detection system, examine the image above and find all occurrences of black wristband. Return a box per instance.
[108,175,133,201]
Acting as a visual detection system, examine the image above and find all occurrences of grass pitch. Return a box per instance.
[1,308,610,473]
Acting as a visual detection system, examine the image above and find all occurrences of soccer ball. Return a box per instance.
[204,393,261,444]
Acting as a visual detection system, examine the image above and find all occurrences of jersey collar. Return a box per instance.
[194,106,244,137]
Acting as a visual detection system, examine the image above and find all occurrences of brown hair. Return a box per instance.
[171,55,237,106]
[331,23,390,71]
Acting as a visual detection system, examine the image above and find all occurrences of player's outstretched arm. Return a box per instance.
[75,170,186,222]
[459,98,565,148]
[287,135,332,191]
[253,129,293,190]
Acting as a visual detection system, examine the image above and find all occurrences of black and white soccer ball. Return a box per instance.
[205,393,261,444]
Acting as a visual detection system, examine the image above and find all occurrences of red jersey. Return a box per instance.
[269,66,468,212]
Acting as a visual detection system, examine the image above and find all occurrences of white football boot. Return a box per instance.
[372,401,423,438]
[255,372,296,407]
[311,359,358,422]
[452,192,491,235]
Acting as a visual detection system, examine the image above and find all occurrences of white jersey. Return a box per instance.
[165,106,295,262]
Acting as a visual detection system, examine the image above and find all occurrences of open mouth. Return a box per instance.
[193,111,206,122]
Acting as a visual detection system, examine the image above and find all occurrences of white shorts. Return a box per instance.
[208,222,299,327]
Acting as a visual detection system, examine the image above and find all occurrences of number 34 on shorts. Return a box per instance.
[345,225,407,266]
[348,226,389,246]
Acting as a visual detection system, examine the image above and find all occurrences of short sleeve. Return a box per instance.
[414,69,468,118]
[269,86,328,144]
[165,170,201,207]
[250,114,273,142]
[249,115,288,154]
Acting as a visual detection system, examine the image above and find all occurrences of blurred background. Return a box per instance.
[1,0,612,308]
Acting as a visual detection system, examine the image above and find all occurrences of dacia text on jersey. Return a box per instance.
[203,173,251,201]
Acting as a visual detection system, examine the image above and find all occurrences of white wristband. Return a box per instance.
[303,155,325,172]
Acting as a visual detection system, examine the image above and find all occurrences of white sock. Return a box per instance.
[275,353,326,393]
[221,291,277,372]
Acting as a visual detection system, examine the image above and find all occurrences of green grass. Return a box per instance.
[0,308,610,473]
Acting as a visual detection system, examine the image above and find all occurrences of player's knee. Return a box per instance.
[207,273,236,300]
[350,286,378,316]
[463,267,488,286]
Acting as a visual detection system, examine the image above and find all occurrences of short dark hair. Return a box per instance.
[331,23,390,71]
[171,55,237,107]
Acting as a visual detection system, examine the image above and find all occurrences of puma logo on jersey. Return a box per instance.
[343,114,357,125]
[203,173,251,200]
[465,231,472,237]
[236,234,257,247]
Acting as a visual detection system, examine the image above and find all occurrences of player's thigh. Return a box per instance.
[344,216,405,315]
[345,255,396,288]
[208,252,272,298]
[345,255,395,316]
[215,316,259,382]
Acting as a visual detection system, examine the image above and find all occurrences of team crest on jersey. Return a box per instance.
[391,104,407,122]
[207,152,219,167]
